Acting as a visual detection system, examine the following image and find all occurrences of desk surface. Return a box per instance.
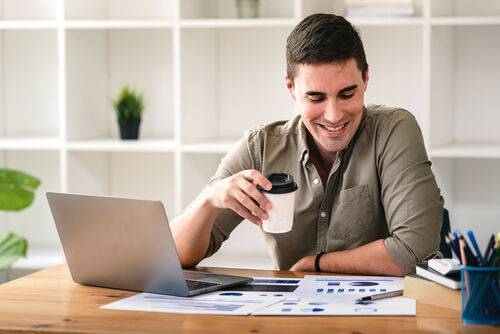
[0,265,496,334]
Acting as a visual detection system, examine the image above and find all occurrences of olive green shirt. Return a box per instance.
[203,105,444,274]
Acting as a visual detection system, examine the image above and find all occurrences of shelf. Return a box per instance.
[64,0,175,21]
[430,143,500,159]
[0,20,57,29]
[348,17,424,26]
[67,151,177,217]
[182,140,237,153]
[66,28,174,141]
[0,0,57,21]
[430,16,500,26]
[429,25,500,148]
[180,0,294,20]
[431,0,500,18]
[180,27,293,143]
[0,29,59,137]
[65,20,174,29]
[0,137,60,150]
[180,18,297,28]
[66,139,176,152]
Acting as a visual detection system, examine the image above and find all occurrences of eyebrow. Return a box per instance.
[305,84,358,96]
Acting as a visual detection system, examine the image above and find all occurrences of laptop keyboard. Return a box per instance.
[186,279,219,291]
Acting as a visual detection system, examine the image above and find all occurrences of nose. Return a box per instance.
[323,99,343,124]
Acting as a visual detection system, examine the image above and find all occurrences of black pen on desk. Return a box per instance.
[484,235,496,266]
[445,235,460,260]
[458,232,479,266]
[355,289,403,303]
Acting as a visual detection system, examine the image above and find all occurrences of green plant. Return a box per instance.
[0,168,41,271]
[111,85,145,120]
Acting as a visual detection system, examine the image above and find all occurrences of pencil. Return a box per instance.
[459,239,471,298]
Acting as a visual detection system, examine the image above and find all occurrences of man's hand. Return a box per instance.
[204,170,273,225]
[290,255,315,272]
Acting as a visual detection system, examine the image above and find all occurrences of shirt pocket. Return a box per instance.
[330,184,375,242]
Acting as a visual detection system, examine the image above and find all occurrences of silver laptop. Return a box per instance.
[46,192,252,297]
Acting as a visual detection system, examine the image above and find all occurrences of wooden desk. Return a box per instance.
[0,265,496,333]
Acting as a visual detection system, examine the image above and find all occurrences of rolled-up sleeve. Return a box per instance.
[203,127,261,258]
[377,110,444,274]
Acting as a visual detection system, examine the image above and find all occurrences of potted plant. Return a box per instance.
[111,85,145,140]
[0,168,41,271]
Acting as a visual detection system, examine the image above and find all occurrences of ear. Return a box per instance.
[285,74,296,101]
[363,65,370,92]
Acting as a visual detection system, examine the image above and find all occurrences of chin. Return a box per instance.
[320,142,347,154]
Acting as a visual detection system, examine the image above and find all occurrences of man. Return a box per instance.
[172,13,443,276]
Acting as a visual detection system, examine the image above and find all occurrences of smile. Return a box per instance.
[319,122,348,133]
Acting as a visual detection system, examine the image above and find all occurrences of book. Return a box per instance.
[403,275,461,311]
[415,263,462,290]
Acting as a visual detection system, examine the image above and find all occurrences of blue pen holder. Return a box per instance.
[461,266,500,325]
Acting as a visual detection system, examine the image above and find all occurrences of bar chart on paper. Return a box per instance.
[293,275,405,297]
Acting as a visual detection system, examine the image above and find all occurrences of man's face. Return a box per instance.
[287,59,368,156]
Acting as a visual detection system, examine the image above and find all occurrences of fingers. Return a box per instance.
[212,170,273,226]
[238,179,272,211]
[242,170,272,191]
[227,198,262,226]
[233,188,268,221]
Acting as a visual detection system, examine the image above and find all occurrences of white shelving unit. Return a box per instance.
[1,0,499,275]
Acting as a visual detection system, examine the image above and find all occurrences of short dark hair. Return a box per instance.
[286,13,368,82]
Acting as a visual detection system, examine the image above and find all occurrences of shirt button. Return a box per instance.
[320,211,327,218]
[313,178,320,185]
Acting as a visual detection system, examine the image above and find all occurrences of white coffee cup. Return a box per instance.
[258,173,298,234]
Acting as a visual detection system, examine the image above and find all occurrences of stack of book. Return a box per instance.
[415,260,461,290]
[345,0,415,17]
[404,259,462,311]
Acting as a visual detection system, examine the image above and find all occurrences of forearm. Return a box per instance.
[171,193,219,268]
[319,239,404,276]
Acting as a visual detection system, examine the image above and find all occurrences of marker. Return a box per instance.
[355,289,403,303]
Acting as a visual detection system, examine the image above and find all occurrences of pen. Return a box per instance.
[467,230,483,264]
[444,236,460,260]
[355,289,403,303]
[447,232,461,263]
[483,235,496,266]
[458,232,478,266]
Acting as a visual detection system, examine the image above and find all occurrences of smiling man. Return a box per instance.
[172,14,444,276]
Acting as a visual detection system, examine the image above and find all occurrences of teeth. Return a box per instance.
[324,123,346,132]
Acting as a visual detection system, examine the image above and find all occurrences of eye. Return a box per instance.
[339,90,356,100]
[308,96,325,103]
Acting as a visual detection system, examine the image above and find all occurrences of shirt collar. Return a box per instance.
[297,117,309,164]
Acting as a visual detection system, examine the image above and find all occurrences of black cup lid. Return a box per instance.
[257,173,298,194]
